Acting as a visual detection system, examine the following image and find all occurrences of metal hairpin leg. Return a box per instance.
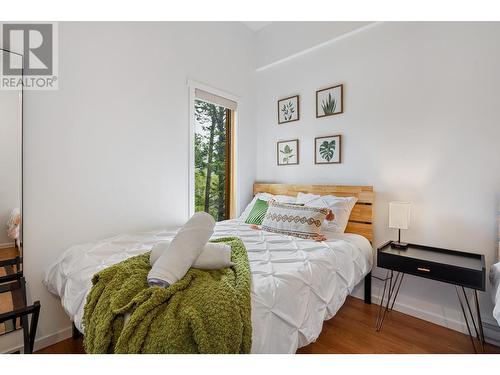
[474,289,486,352]
[455,286,485,353]
[375,270,404,331]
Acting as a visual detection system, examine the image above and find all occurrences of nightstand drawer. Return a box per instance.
[377,248,485,291]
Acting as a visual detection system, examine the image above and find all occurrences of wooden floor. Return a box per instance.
[0,246,23,335]
[0,246,19,261]
[298,297,500,354]
[35,296,500,354]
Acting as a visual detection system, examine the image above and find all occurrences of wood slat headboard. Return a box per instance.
[253,183,374,242]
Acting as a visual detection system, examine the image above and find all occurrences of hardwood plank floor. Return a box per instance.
[0,246,22,334]
[298,297,500,354]
[36,336,85,354]
[0,246,19,261]
[35,296,500,354]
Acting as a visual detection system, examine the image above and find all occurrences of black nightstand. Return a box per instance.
[375,241,486,353]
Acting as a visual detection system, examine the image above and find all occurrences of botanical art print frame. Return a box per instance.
[277,139,299,165]
[316,84,343,118]
[278,95,300,124]
[315,135,341,164]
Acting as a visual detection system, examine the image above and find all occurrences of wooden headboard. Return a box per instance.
[253,183,374,242]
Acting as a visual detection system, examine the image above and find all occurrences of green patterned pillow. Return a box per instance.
[245,199,269,225]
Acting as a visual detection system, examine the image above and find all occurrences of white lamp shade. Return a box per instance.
[389,201,411,230]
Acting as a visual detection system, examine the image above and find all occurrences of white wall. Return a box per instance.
[255,22,500,335]
[0,21,257,352]
[255,22,373,70]
[0,84,22,245]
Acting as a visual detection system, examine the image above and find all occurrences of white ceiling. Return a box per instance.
[242,21,272,32]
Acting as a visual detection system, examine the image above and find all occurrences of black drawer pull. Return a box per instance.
[417,267,430,272]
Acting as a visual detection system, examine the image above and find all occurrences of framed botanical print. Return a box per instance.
[315,135,341,164]
[316,84,343,118]
[277,139,299,165]
[278,95,300,124]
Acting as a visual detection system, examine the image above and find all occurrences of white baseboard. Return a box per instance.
[3,326,72,354]
[362,292,500,346]
[0,242,15,249]
[483,321,500,346]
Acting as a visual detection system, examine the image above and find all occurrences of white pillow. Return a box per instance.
[295,192,320,205]
[239,193,296,221]
[297,192,357,233]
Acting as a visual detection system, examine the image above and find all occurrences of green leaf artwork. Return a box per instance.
[321,93,337,115]
[319,140,336,161]
[280,101,295,121]
[279,144,295,164]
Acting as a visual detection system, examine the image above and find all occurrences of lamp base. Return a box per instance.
[391,241,408,249]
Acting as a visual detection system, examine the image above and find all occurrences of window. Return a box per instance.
[190,85,237,221]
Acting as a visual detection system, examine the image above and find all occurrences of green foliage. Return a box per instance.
[319,140,336,161]
[280,101,295,121]
[321,93,337,115]
[279,144,294,164]
[194,99,228,221]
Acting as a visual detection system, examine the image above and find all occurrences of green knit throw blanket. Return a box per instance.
[82,237,251,354]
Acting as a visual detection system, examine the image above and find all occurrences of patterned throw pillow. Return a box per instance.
[261,200,330,239]
[245,199,269,225]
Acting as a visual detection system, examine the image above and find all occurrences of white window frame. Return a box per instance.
[187,79,239,219]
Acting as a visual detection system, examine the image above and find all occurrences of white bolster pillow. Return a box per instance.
[147,212,215,287]
[150,241,233,270]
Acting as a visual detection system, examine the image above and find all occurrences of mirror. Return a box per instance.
[0,48,23,335]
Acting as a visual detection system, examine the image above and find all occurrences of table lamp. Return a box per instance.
[389,201,411,249]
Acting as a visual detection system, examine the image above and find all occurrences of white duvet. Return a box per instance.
[491,262,500,326]
[44,219,373,353]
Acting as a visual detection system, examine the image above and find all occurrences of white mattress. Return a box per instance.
[44,219,373,353]
[491,262,500,326]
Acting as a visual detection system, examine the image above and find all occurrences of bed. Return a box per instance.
[44,184,374,353]
[491,262,500,326]
[490,208,500,327]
